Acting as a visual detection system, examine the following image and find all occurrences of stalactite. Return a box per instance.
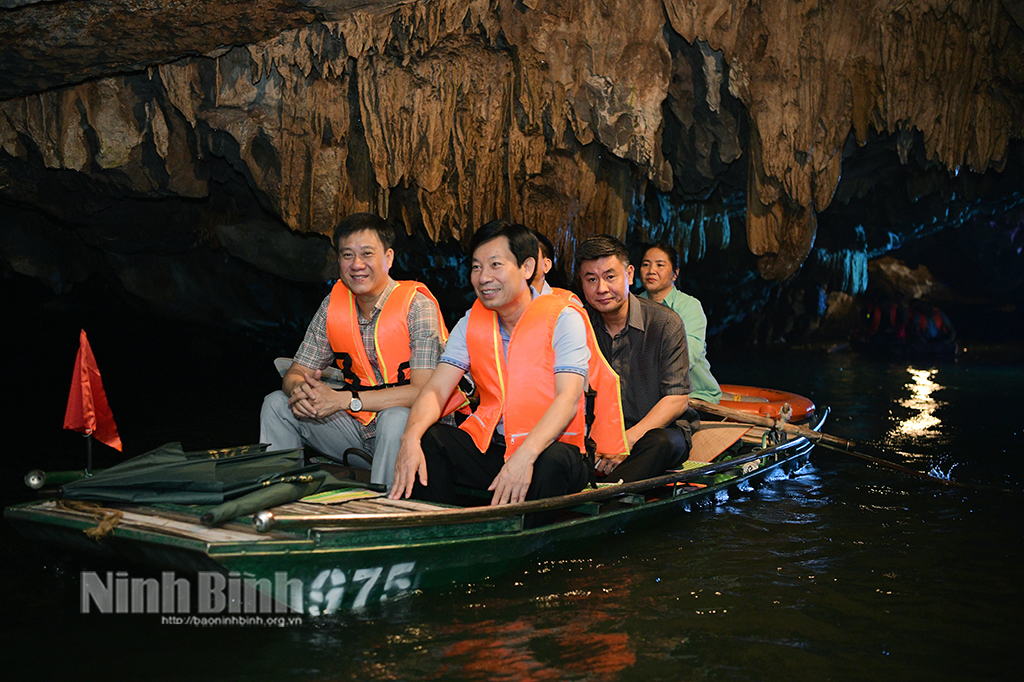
[664,0,1023,278]
[1,0,1021,286]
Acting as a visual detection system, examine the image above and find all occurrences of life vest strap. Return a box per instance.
[583,388,598,488]
[332,353,412,390]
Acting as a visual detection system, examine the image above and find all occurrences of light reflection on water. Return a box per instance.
[895,367,944,438]
[421,587,638,681]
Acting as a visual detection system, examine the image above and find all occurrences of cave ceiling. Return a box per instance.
[1,0,1022,333]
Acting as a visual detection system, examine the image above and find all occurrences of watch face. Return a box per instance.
[350,398,362,412]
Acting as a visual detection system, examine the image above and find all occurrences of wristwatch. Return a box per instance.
[349,391,362,412]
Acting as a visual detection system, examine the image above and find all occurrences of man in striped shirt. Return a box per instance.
[260,213,447,492]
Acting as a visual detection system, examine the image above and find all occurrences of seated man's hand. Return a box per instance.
[594,451,629,476]
[390,437,427,500]
[287,376,319,419]
[293,370,351,421]
[624,425,644,450]
[488,449,535,506]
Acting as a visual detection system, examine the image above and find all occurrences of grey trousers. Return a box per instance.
[259,390,409,492]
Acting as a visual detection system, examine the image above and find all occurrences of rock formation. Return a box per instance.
[1,0,1022,337]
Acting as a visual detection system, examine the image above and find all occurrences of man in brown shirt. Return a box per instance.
[576,235,697,482]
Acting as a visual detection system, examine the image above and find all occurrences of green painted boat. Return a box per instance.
[4,409,827,615]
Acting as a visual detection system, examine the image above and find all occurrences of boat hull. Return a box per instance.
[5,415,823,615]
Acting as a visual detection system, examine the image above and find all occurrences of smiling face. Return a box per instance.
[337,229,394,302]
[639,246,678,301]
[471,236,535,316]
[579,254,633,320]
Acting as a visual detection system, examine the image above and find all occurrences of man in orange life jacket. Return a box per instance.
[576,235,697,482]
[390,221,598,518]
[260,213,451,492]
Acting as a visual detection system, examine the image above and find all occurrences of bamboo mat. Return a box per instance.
[276,494,446,516]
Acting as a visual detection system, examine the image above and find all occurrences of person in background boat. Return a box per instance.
[531,229,555,295]
[260,213,452,492]
[576,235,698,482]
[864,297,909,345]
[390,221,594,520]
[908,304,956,344]
[638,243,722,404]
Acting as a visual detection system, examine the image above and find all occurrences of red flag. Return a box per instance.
[63,329,122,451]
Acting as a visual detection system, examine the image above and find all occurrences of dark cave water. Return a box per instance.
[1,278,1022,682]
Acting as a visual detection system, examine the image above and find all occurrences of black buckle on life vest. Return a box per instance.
[584,388,598,489]
[332,352,413,392]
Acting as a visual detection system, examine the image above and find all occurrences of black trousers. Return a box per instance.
[412,423,589,526]
[599,425,690,483]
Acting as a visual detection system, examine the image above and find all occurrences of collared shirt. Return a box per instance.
[585,293,695,433]
[293,278,444,438]
[640,287,722,403]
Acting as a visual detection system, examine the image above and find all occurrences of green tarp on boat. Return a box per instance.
[60,442,380,526]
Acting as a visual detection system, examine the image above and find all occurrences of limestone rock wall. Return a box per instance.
[665,0,1023,278]
[1,0,1021,291]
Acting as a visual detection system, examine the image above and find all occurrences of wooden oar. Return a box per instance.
[254,438,800,532]
[691,398,974,490]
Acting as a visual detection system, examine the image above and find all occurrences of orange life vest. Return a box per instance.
[548,288,631,460]
[917,308,947,334]
[326,280,466,425]
[548,287,584,307]
[460,293,629,461]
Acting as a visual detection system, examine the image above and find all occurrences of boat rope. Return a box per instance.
[756,403,791,449]
[56,500,124,539]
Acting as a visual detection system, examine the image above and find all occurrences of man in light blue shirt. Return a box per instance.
[391,221,590,518]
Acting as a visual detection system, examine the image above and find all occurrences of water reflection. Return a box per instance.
[879,365,963,479]
[425,612,635,681]
[421,572,637,681]
[894,368,943,438]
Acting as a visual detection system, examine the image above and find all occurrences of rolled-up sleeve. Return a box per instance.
[659,313,691,396]
[407,292,445,371]
[552,307,590,379]
[293,294,335,371]
[439,311,472,371]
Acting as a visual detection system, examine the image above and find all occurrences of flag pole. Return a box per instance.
[85,432,93,475]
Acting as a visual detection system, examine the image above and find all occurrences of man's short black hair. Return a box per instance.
[575,234,630,269]
[470,220,539,271]
[644,242,680,272]
[534,229,555,261]
[332,213,395,252]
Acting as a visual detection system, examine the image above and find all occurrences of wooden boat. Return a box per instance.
[4,389,827,616]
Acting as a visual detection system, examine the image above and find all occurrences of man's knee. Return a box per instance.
[635,427,688,468]
[420,423,457,460]
[532,444,588,495]
[636,428,671,453]
[262,390,289,415]
[373,406,411,435]
[260,391,296,431]
[259,390,303,450]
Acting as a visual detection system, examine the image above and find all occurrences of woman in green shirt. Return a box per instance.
[638,244,722,403]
